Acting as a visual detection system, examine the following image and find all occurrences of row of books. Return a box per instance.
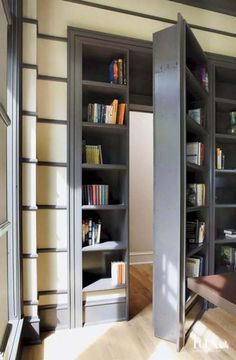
[186,220,205,244]
[215,245,236,272]
[216,147,225,170]
[186,256,204,277]
[82,185,109,205]
[111,261,126,286]
[82,143,103,164]
[108,58,127,85]
[187,183,206,207]
[187,142,204,166]
[82,219,101,246]
[87,101,126,125]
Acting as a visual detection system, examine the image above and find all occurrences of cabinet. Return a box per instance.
[68,28,152,327]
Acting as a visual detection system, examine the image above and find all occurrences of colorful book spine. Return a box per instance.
[83,185,109,205]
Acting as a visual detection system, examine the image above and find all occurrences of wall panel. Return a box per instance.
[38,39,67,78]
[37,166,67,205]
[38,252,68,291]
[37,123,67,162]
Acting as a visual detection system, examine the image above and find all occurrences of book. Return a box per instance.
[186,142,204,165]
[186,257,201,277]
[224,229,236,235]
[83,288,126,304]
[187,183,205,207]
[85,145,103,164]
[215,245,236,273]
[111,261,126,286]
[111,99,118,124]
[188,108,202,125]
[216,147,225,169]
[186,220,205,244]
[117,58,123,85]
[117,103,126,125]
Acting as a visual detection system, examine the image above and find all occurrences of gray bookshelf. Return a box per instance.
[68,27,152,328]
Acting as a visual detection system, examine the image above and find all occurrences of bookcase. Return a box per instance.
[153,14,211,350]
[68,28,152,327]
[211,58,236,275]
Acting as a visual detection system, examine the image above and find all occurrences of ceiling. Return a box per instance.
[169,0,236,17]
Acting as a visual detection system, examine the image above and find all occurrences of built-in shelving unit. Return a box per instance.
[212,61,236,275]
[68,27,152,328]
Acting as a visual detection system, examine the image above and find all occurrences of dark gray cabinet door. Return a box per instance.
[153,15,186,351]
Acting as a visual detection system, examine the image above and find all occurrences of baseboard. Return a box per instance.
[129,251,153,265]
[22,316,41,346]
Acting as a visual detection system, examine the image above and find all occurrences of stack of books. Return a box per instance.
[82,184,109,205]
[224,229,236,240]
[87,100,126,125]
[108,58,127,85]
[83,144,103,164]
[187,183,206,207]
[82,219,101,246]
[186,220,205,244]
[216,147,225,170]
[111,261,126,286]
[187,142,204,165]
[186,256,204,277]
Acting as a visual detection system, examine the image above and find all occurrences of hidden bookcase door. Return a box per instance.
[68,28,152,328]
[153,14,211,350]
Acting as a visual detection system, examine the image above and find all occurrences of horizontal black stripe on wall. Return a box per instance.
[21,157,38,164]
[38,74,67,83]
[24,300,39,306]
[39,304,68,311]
[22,254,38,259]
[37,205,67,210]
[37,161,68,167]
[37,248,68,253]
[38,290,68,296]
[22,17,38,25]
[22,110,37,117]
[37,118,67,125]
[22,206,38,211]
[38,33,68,43]
[64,0,236,39]
[22,63,38,70]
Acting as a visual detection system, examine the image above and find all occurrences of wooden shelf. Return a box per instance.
[186,66,209,101]
[215,133,236,143]
[186,242,207,257]
[215,97,236,112]
[215,204,236,208]
[82,278,126,292]
[186,206,208,213]
[215,169,236,174]
[82,164,127,171]
[186,162,207,173]
[186,115,208,137]
[82,241,126,252]
[129,103,153,113]
[215,238,236,244]
[82,122,128,134]
[82,80,127,96]
[82,205,127,210]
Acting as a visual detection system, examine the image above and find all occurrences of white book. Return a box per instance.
[186,258,201,277]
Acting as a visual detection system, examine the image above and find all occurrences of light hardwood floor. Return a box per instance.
[22,265,236,360]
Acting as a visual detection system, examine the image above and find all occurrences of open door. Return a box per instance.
[153,14,210,350]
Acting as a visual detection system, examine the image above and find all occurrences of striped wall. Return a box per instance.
[21,0,236,332]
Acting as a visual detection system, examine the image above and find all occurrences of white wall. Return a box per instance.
[130,112,153,264]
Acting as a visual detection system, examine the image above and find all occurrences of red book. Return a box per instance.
[92,185,96,205]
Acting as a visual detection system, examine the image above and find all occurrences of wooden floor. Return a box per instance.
[22,264,236,360]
